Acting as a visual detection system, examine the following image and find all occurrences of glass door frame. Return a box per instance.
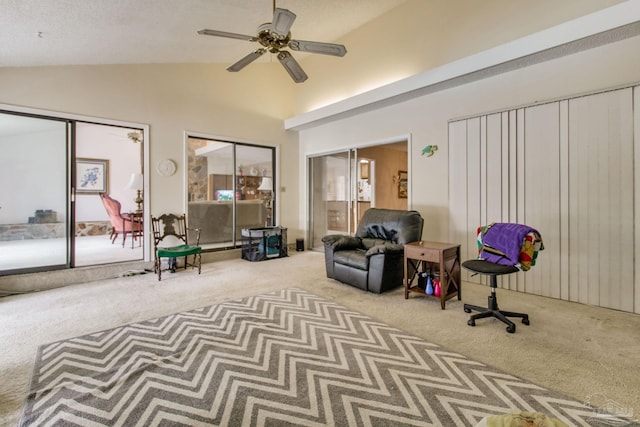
[0,104,150,276]
[0,109,72,275]
[308,148,361,251]
[306,138,410,251]
[185,131,278,251]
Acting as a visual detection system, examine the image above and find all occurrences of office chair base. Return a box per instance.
[464,296,529,333]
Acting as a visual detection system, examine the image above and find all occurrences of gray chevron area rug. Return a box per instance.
[19,288,622,426]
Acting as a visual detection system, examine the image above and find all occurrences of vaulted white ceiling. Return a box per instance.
[0,0,409,67]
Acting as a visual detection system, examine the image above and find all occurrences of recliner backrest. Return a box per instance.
[355,208,423,245]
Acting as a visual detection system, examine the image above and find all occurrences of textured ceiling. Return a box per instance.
[0,0,409,67]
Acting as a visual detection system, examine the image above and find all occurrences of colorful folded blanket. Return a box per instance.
[476,223,544,271]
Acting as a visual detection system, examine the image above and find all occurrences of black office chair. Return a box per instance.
[462,223,543,333]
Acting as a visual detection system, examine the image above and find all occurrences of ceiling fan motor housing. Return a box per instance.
[256,23,291,53]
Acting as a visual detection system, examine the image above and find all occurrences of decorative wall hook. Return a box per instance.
[421,145,438,157]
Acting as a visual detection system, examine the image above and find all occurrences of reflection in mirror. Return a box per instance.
[187,136,275,250]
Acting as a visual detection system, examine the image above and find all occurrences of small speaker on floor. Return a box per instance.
[296,238,304,251]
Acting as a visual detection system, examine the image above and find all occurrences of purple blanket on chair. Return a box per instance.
[480,223,539,267]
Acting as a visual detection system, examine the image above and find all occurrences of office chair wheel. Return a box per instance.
[506,324,516,333]
[464,307,472,313]
[467,319,475,327]
[522,318,530,326]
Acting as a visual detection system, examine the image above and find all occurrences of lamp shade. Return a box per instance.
[126,173,144,191]
[257,177,272,191]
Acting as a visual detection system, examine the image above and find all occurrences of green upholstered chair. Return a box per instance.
[151,213,202,281]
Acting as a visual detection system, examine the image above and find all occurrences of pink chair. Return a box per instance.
[99,193,142,248]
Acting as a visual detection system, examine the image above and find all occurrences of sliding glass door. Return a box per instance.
[0,111,146,276]
[308,141,409,250]
[73,123,144,266]
[0,111,70,273]
[308,150,355,250]
[187,136,275,250]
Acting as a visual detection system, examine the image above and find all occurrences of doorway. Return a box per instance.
[308,140,408,250]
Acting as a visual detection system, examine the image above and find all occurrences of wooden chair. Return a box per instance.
[151,214,202,281]
[99,193,142,248]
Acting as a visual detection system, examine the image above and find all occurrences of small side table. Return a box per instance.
[404,241,461,309]
[129,211,143,249]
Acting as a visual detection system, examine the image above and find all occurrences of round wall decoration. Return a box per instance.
[157,159,177,176]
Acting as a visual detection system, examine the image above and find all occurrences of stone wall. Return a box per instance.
[75,221,110,237]
[188,139,208,202]
[0,221,110,241]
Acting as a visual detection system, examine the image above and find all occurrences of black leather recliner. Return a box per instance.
[322,208,424,293]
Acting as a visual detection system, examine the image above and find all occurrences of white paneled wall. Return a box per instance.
[567,89,634,311]
[449,86,637,313]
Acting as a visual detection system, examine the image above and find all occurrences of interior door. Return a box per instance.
[0,111,70,274]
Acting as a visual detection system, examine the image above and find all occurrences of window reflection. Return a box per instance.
[187,137,274,249]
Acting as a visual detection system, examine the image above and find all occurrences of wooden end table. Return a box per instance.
[128,211,143,249]
[404,241,461,309]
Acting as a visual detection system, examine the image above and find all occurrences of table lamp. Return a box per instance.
[126,173,144,212]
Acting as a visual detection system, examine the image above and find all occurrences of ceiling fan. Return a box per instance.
[197,5,347,83]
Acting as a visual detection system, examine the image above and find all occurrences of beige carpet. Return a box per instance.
[1,251,639,426]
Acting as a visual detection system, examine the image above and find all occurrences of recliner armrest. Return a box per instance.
[365,242,404,257]
[322,234,362,250]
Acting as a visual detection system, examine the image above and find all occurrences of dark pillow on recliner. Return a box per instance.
[360,224,398,242]
[360,238,389,250]
[355,208,423,245]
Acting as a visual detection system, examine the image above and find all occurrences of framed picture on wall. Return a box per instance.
[76,158,109,194]
[398,170,408,198]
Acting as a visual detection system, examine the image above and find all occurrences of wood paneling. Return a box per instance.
[449,86,637,313]
[568,89,634,311]
[523,102,561,299]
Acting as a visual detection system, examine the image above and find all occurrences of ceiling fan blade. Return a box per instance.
[197,29,257,42]
[227,49,266,72]
[289,40,347,57]
[271,8,296,37]
[277,51,308,83]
